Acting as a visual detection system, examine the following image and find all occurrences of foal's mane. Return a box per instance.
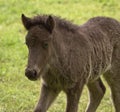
[31,15,79,32]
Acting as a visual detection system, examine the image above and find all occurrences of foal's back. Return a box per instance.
[84,16,120,44]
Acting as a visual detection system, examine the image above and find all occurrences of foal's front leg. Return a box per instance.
[65,82,85,112]
[34,84,60,112]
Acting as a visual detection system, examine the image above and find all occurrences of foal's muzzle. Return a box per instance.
[25,68,38,81]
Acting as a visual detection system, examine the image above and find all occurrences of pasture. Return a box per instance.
[0,0,120,112]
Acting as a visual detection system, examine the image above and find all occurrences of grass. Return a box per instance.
[0,0,120,112]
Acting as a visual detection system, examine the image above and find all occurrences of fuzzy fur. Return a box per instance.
[22,14,120,112]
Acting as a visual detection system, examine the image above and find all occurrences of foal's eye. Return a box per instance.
[42,42,48,49]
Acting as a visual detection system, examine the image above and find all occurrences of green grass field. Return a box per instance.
[0,0,120,112]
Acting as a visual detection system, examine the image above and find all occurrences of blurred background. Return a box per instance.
[0,0,120,112]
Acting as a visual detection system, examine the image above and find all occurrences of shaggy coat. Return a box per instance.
[22,14,120,112]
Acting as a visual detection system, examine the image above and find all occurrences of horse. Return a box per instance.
[21,14,120,112]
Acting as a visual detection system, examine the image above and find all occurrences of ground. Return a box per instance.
[0,0,120,112]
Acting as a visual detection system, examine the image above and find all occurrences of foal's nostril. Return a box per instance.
[32,69,37,77]
[25,69,31,77]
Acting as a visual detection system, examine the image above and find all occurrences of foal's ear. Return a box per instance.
[21,14,32,30]
[46,15,55,33]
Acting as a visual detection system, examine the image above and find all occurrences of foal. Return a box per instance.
[21,14,120,112]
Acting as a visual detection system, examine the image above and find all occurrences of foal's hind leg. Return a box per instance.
[103,45,120,112]
[86,78,106,112]
[104,70,120,112]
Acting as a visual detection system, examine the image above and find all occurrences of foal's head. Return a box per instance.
[21,14,55,81]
